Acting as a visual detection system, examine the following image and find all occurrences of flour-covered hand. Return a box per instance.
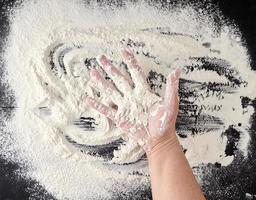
[85,48,181,153]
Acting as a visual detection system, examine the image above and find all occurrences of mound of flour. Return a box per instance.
[2,0,256,199]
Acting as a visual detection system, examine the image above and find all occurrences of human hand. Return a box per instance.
[85,48,181,154]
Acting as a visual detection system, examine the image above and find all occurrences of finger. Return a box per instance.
[121,48,148,89]
[85,96,116,120]
[90,69,122,102]
[164,69,181,107]
[97,55,132,94]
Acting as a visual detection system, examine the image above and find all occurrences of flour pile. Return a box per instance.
[2,0,256,199]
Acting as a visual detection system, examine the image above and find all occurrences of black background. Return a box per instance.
[213,0,256,70]
[0,0,256,199]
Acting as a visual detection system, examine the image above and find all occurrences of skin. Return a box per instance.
[85,48,206,200]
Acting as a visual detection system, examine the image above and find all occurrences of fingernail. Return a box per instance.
[170,71,176,82]
[90,69,97,77]
[85,96,93,104]
[97,55,109,66]
[167,73,179,86]
[90,69,100,80]
[84,96,89,103]
[175,69,182,78]
[121,48,133,59]
[169,68,182,82]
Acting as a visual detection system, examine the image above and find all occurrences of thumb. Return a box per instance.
[164,69,181,107]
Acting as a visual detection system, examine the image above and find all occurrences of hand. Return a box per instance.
[85,48,181,153]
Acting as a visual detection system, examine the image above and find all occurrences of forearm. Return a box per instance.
[147,133,206,200]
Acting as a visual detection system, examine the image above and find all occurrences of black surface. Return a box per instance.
[0,156,56,200]
[0,0,256,200]
[212,0,256,70]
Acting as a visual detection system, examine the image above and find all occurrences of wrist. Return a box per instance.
[144,131,180,157]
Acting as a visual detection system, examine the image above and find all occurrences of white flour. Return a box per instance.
[2,0,256,199]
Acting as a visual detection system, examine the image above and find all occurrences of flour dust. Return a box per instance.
[1,0,256,199]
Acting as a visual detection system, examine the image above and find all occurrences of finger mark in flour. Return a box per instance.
[65,135,124,160]
[73,117,99,131]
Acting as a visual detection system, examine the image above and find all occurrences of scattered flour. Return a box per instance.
[1,0,256,199]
